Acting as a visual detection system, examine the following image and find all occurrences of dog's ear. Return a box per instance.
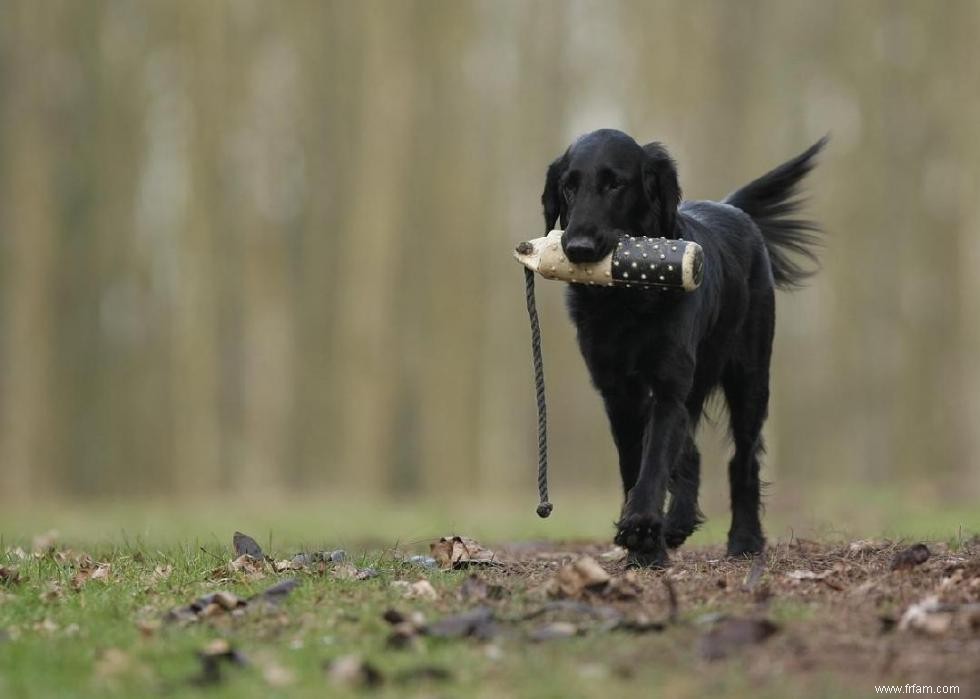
[642,142,681,236]
[541,152,568,232]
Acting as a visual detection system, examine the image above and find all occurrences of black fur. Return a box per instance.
[541,129,825,566]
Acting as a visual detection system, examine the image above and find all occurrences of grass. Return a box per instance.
[1,494,978,698]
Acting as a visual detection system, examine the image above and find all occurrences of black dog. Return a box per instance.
[541,129,825,566]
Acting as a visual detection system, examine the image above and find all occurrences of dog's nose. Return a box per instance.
[564,237,598,263]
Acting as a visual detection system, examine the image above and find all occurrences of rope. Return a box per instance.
[524,266,553,518]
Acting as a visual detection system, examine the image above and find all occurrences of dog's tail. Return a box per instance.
[724,136,827,289]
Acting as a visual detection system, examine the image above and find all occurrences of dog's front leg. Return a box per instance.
[615,393,691,568]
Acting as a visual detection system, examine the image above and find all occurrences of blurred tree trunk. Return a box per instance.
[330,0,418,492]
[0,6,58,498]
[168,1,224,493]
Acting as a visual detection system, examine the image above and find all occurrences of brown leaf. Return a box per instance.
[227,554,266,578]
[233,532,265,559]
[698,617,779,660]
[545,556,611,598]
[71,562,111,591]
[165,589,248,623]
[890,543,930,571]
[430,536,499,570]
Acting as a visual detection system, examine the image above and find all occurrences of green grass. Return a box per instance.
[0,493,977,698]
[0,544,856,699]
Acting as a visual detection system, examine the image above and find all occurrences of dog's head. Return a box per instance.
[541,129,681,264]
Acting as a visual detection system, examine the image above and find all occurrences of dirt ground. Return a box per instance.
[477,535,980,692]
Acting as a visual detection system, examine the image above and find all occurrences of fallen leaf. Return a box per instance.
[430,536,499,570]
[545,556,611,598]
[233,532,264,559]
[227,554,266,578]
[890,543,930,571]
[698,617,779,660]
[326,655,383,688]
[165,589,248,623]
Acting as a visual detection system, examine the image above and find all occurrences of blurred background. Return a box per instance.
[1,0,978,541]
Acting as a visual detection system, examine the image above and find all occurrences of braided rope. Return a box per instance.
[524,267,553,518]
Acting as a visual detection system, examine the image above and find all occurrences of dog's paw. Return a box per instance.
[615,513,668,568]
[664,503,704,549]
[726,529,765,558]
[664,522,695,550]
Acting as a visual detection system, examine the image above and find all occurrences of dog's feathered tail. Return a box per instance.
[724,136,828,289]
